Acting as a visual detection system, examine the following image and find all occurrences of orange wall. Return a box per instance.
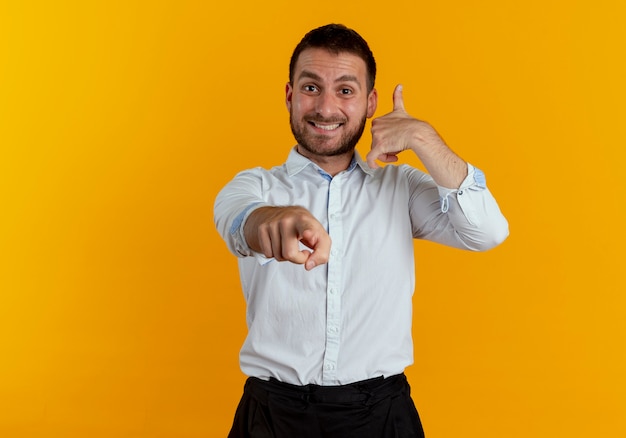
[1,1,625,437]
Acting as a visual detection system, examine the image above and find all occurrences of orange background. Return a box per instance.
[1,1,625,437]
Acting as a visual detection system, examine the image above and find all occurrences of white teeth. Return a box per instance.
[314,123,341,131]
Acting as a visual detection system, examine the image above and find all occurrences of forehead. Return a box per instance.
[293,48,367,84]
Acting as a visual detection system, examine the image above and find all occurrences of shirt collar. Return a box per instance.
[285,147,375,178]
[353,151,375,176]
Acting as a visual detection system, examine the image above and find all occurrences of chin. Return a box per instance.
[300,142,354,157]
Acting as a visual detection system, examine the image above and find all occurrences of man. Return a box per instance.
[214,24,508,438]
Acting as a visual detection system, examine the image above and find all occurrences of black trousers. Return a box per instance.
[228,373,425,438]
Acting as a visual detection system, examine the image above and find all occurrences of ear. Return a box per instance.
[366,88,378,118]
[285,82,293,111]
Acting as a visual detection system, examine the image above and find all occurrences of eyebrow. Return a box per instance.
[298,70,362,89]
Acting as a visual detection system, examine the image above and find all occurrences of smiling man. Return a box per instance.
[214,24,509,438]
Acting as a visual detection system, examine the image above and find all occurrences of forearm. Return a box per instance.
[409,125,467,189]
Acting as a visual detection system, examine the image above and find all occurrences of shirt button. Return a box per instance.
[458,190,464,195]
[324,363,335,370]
[330,288,338,295]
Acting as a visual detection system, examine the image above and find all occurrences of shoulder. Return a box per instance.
[230,163,288,180]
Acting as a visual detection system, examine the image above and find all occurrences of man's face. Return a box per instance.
[286,48,377,158]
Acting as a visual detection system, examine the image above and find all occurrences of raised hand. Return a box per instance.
[366,84,467,189]
[244,206,331,271]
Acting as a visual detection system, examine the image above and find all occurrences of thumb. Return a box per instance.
[301,229,331,270]
[393,84,405,112]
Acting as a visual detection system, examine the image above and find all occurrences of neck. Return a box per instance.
[296,145,354,177]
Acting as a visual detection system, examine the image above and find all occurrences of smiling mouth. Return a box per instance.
[309,121,343,131]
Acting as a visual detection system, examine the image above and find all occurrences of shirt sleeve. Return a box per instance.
[408,163,509,251]
[213,168,271,259]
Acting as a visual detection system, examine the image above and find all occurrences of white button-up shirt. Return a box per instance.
[214,148,508,385]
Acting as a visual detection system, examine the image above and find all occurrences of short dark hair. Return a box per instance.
[289,24,377,92]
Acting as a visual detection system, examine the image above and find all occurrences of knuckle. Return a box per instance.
[282,247,298,259]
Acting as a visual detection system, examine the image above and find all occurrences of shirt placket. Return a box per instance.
[322,173,343,384]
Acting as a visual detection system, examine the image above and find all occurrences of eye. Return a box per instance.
[339,88,353,95]
[303,84,319,93]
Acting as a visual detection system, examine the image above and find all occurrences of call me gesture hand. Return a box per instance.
[367,85,468,189]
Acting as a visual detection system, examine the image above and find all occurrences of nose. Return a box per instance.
[315,91,338,117]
